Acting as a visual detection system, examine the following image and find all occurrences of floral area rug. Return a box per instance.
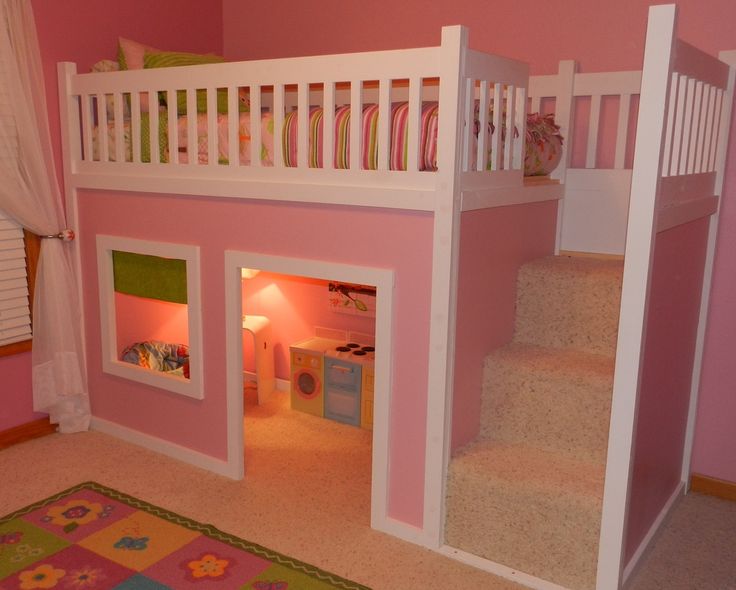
[0,482,370,590]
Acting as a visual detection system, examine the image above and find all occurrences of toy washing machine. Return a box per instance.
[289,337,336,417]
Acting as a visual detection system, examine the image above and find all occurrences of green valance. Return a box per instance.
[112,250,187,304]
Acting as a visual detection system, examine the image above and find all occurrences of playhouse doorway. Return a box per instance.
[224,251,394,531]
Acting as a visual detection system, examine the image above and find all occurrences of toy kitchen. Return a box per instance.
[290,327,375,430]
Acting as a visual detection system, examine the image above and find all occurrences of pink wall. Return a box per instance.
[691,112,736,484]
[0,352,45,431]
[78,191,433,527]
[114,293,189,358]
[242,273,375,378]
[625,217,710,561]
[223,0,736,75]
[0,1,224,432]
[452,201,557,450]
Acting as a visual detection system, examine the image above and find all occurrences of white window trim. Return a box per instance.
[96,235,204,399]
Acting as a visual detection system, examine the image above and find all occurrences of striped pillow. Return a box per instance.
[143,51,230,114]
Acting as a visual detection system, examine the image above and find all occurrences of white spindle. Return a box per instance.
[187,89,197,166]
[250,87,262,168]
[490,82,502,171]
[679,77,695,175]
[513,86,526,170]
[585,94,601,169]
[377,79,391,171]
[688,80,703,174]
[350,82,362,170]
[461,77,473,171]
[82,95,93,162]
[227,86,239,167]
[406,77,421,172]
[671,75,688,175]
[273,85,285,168]
[323,82,335,170]
[701,85,716,173]
[504,86,517,170]
[113,93,125,163]
[97,94,108,162]
[476,80,489,171]
[662,73,679,176]
[614,94,631,170]
[298,82,309,169]
[150,93,161,164]
[167,90,178,164]
[131,94,141,163]
[207,88,217,166]
[709,89,724,172]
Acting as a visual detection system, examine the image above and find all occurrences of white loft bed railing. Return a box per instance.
[58,26,556,214]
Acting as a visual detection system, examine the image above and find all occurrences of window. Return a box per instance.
[0,211,39,356]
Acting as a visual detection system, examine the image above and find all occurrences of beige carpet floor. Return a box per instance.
[1,390,734,589]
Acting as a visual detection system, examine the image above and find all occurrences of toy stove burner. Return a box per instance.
[332,343,376,359]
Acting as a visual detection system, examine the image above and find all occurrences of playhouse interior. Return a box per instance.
[19,3,731,589]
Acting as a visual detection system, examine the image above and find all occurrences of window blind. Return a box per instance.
[0,44,30,346]
[0,210,31,346]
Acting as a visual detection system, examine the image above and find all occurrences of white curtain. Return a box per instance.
[0,0,89,432]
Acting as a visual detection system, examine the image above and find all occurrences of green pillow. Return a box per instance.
[143,50,239,115]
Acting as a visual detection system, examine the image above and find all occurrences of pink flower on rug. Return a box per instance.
[45,500,103,530]
[18,563,66,589]
[63,566,105,588]
[186,553,231,580]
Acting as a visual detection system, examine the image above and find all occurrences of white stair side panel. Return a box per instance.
[558,169,632,255]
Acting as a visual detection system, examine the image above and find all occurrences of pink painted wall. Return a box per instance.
[0,352,45,431]
[114,293,189,358]
[78,191,433,527]
[223,0,735,75]
[691,112,736,484]
[452,201,557,450]
[241,273,374,378]
[625,217,710,561]
[2,0,222,431]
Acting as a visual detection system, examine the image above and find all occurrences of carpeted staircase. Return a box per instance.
[445,255,624,590]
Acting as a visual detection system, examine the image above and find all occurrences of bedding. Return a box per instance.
[121,340,190,378]
[92,103,563,175]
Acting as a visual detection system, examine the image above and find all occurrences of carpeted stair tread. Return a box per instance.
[445,441,603,589]
[514,255,623,357]
[480,343,614,463]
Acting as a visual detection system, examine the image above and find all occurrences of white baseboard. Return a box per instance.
[372,515,434,547]
[436,545,571,590]
[621,480,685,585]
[242,370,290,392]
[90,416,240,479]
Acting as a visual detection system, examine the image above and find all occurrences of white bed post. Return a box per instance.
[551,60,576,254]
[596,6,677,589]
[422,24,467,549]
[680,51,736,486]
[57,62,89,386]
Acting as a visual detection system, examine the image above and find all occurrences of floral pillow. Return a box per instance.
[90,59,130,120]
[117,37,160,112]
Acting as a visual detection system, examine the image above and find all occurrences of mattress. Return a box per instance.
[92,104,562,175]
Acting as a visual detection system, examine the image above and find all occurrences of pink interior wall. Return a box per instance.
[79,191,433,527]
[0,352,44,431]
[624,217,710,562]
[241,273,374,378]
[452,201,557,450]
[114,293,189,358]
[691,112,736,484]
[0,1,224,432]
[223,0,735,75]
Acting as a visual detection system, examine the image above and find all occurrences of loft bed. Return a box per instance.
[56,5,735,590]
[58,27,566,215]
